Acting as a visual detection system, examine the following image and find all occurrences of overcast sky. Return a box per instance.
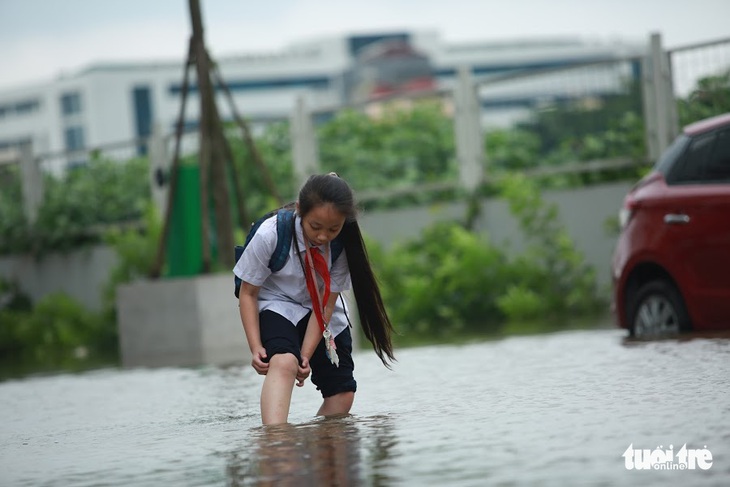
[1,0,728,90]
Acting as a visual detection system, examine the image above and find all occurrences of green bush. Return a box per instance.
[33,156,151,252]
[678,70,730,125]
[0,290,107,373]
[0,166,30,255]
[0,277,33,356]
[495,285,550,323]
[377,223,512,341]
[0,156,151,256]
[498,173,604,319]
[16,293,100,355]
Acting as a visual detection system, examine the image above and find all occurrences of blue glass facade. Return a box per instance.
[168,76,330,95]
[132,86,153,155]
[60,92,82,115]
[64,126,85,151]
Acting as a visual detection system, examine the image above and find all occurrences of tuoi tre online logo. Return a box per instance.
[623,443,713,470]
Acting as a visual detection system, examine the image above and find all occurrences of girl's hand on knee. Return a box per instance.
[251,347,269,375]
[296,357,311,387]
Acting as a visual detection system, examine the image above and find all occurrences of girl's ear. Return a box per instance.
[295,201,300,214]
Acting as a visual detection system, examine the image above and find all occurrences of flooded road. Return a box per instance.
[1,329,729,486]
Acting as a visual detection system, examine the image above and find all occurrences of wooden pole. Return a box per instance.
[150,37,195,278]
[190,0,212,272]
[188,0,236,270]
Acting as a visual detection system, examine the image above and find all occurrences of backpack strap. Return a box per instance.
[330,236,344,264]
[269,209,295,272]
[233,246,244,298]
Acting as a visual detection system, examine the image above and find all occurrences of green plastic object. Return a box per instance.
[166,164,203,277]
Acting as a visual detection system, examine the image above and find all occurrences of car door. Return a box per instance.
[664,127,730,328]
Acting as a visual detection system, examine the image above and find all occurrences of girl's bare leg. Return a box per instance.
[260,353,298,425]
[317,391,354,417]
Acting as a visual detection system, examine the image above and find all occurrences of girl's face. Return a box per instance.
[298,203,347,246]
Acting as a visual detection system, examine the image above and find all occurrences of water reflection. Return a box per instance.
[620,329,730,347]
[225,415,397,486]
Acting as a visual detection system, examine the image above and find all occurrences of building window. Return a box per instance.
[703,129,730,182]
[0,99,40,119]
[64,126,85,151]
[132,86,153,156]
[0,137,31,151]
[60,92,82,116]
[15,100,40,114]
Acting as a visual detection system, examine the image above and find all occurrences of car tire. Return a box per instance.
[627,280,691,338]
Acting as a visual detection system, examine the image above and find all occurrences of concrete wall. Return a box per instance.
[0,244,117,312]
[117,274,247,367]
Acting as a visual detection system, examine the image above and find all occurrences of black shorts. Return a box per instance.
[259,310,357,398]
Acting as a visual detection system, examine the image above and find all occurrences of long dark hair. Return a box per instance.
[298,174,396,366]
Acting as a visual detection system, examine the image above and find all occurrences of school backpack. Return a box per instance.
[233,208,344,298]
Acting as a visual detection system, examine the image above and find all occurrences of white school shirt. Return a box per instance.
[232,213,352,337]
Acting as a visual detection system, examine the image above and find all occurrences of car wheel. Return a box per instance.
[628,280,691,338]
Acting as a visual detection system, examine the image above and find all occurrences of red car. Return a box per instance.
[612,112,730,337]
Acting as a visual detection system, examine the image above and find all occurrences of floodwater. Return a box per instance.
[1,329,729,486]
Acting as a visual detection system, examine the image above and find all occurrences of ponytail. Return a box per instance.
[340,220,396,367]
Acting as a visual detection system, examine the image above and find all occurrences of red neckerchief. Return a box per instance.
[303,240,331,332]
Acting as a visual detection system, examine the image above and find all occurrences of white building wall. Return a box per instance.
[41,85,63,155]
[86,71,137,144]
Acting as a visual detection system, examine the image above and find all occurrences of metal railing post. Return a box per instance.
[664,50,680,140]
[19,142,43,225]
[148,122,169,217]
[641,51,658,162]
[454,66,485,192]
[643,32,676,162]
[291,96,320,188]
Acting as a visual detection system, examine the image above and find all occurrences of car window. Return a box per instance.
[667,132,715,184]
[702,128,730,183]
[656,134,689,179]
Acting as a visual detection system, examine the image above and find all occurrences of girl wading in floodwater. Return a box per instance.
[234,173,396,425]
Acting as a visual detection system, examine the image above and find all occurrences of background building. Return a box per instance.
[0,30,642,173]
